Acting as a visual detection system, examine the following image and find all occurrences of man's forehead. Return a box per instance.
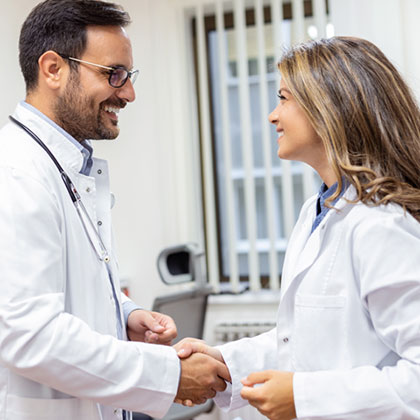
[84,25,133,66]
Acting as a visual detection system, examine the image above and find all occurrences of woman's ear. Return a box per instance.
[37,51,68,91]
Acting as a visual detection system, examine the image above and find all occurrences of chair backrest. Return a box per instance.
[153,243,213,344]
[152,285,213,344]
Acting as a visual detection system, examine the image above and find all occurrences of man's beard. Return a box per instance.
[53,71,122,142]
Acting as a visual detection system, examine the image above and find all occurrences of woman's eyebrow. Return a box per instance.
[279,88,292,95]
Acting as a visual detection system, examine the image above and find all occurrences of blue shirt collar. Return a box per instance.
[20,101,93,176]
[316,181,341,216]
[311,178,348,234]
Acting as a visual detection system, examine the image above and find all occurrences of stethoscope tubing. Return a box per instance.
[8,115,110,263]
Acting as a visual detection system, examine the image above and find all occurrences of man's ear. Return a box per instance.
[37,51,68,90]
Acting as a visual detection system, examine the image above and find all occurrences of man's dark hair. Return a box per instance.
[19,0,130,92]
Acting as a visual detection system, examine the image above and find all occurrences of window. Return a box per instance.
[191,0,330,291]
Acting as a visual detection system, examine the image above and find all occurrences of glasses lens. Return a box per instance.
[130,70,139,85]
[109,68,128,88]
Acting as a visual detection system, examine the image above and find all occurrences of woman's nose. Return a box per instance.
[268,106,278,125]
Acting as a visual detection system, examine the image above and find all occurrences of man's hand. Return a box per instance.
[240,370,296,420]
[126,309,177,345]
[173,338,231,406]
[176,352,230,405]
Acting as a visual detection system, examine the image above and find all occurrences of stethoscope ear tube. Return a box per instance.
[9,115,79,203]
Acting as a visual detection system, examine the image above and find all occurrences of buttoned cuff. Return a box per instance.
[122,301,142,325]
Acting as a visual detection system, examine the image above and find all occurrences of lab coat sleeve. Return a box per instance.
[0,166,180,418]
[214,328,278,411]
[293,210,420,419]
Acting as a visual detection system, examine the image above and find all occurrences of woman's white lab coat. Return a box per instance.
[215,186,420,419]
[0,104,180,420]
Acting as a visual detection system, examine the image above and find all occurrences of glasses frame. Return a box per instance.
[58,53,139,88]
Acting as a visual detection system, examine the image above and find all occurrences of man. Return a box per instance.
[0,1,228,419]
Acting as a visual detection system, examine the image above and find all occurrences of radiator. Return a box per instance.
[214,321,276,420]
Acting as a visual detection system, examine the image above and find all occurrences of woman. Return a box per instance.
[177,36,420,419]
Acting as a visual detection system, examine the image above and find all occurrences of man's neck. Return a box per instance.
[25,93,60,130]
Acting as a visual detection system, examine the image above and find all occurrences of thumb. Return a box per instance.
[241,370,271,387]
[142,312,165,333]
[177,342,195,358]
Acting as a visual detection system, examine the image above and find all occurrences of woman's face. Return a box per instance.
[269,78,329,173]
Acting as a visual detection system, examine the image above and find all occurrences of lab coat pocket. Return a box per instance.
[6,394,101,420]
[292,294,348,371]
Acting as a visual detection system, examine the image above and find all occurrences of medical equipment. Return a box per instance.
[8,115,110,263]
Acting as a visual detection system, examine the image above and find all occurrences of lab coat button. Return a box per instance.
[86,187,91,193]
[98,220,102,226]
[97,169,102,174]
[283,337,289,343]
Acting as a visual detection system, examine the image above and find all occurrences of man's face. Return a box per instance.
[54,25,135,141]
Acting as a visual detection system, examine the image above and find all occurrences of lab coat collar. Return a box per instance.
[12,103,85,175]
[280,185,357,299]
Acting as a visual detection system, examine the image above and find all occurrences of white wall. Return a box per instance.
[330,0,420,101]
[2,0,420,309]
[0,0,203,309]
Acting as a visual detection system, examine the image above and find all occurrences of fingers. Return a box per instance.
[142,312,166,333]
[174,338,204,358]
[241,371,297,420]
[177,341,224,364]
[241,370,272,386]
[142,312,177,345]
[176,353,229,404]
[212,376,227,393]
[240,384,262,403]
[216,360,231,384]
[174,398,194,407]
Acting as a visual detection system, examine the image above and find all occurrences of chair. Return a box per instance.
[133,243,214,420]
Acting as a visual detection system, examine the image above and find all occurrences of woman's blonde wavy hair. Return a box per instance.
[278,36,420,221]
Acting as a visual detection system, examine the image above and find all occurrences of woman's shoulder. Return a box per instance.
[344,195,420,240]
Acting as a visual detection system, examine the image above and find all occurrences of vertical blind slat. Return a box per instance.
[292,0,305,41]
[271,0,295,238]
[292,0,316,202]
[255,0,280,289]
[216,0,240,291]
[234,0,260,291]
[313,0,327,38]
[196,5,220,292]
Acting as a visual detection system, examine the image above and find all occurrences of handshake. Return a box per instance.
[173,338,231,406]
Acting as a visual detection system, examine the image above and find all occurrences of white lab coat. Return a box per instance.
[0,103,180,420]
[215,186,420,419]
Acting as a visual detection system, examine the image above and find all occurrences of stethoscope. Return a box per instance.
[9,115,110,263]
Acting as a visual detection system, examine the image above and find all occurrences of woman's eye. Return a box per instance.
[277,94,286,100]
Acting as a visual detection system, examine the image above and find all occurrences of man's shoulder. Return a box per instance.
[0,120,56,182]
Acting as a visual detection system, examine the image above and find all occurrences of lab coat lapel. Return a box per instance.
[280,187,355,300]
[280,199,317,298]
[280,214,322,299]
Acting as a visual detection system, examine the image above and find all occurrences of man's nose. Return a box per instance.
[116,78,136,103]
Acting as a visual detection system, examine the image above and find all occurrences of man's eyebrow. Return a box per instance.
[107,62,132,70]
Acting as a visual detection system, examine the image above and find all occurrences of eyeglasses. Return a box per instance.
[58,53,139,88]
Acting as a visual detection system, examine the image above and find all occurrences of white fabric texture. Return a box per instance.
[214,186,420,419]
[0,104,180,420]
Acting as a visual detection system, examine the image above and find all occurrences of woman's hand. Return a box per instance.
[240,370,296,420]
